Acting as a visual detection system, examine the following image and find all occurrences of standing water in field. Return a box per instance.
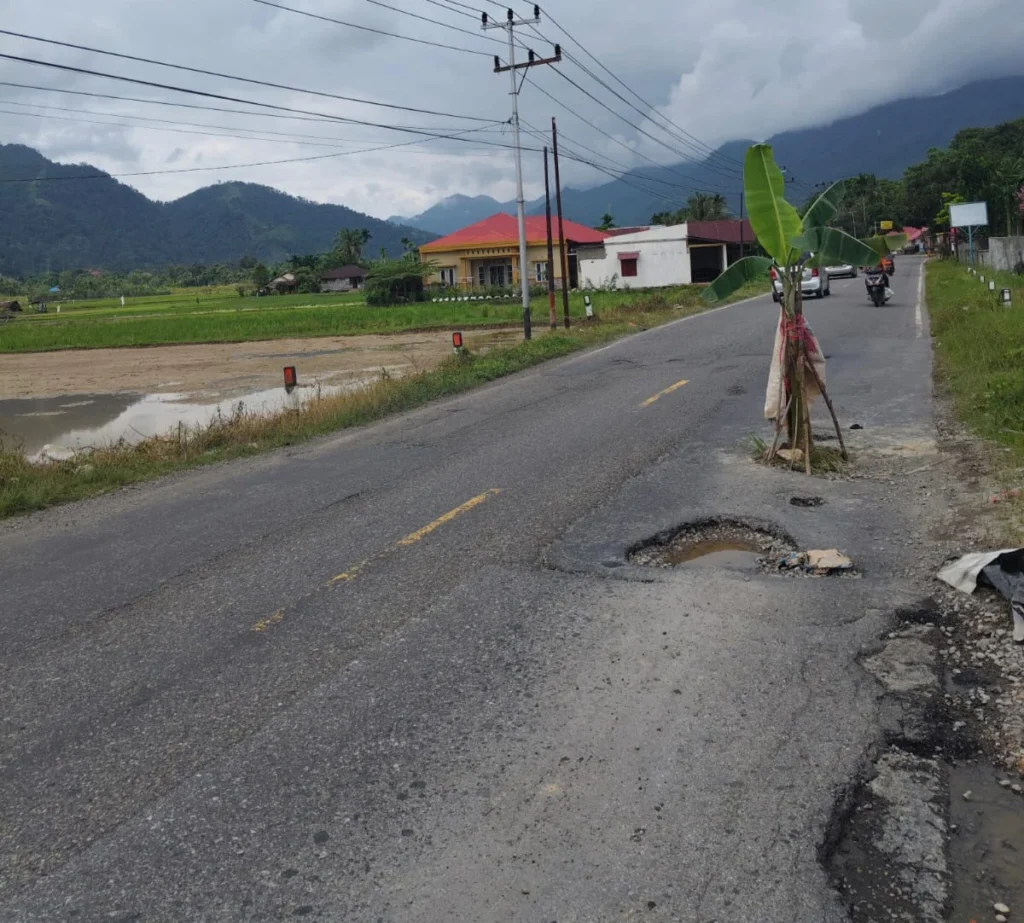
[0,382,375,461]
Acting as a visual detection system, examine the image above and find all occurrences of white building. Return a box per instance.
[576,220,752,290]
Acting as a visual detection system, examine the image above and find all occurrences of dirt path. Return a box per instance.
[1,329,521,400]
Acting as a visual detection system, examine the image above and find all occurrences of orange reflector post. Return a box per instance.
[452,331,464,351]
[283,366,298,390]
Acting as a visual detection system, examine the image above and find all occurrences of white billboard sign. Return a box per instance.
[949,202,988,228]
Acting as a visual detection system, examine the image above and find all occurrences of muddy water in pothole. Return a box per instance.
[0,328,521,456]
[948,763,1024,921]
[661,540,763,569]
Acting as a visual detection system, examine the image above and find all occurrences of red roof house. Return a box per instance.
[419,213,607,289]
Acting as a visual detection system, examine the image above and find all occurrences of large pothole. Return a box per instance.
[628,519,795,572]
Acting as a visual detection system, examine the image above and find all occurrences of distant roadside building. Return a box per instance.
[319,265,366,293]
[267,272,297,293]
[576,219,754,289]
[418,213,608,290]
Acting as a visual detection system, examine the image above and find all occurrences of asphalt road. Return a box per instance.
[1,258,935,922]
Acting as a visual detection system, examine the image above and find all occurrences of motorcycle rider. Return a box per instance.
[866,261,894,303]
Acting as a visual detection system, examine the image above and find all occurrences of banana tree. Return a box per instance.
[703,144,904,471]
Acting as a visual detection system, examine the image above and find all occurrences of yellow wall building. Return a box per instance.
[418,212,608,289]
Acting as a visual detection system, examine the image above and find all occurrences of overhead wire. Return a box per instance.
[0,101,518,157]
[248,0,494,56]
[517,121,689,209]
[0,29,492,121]
[0,53,531,145]
[0,81,492,135]
[522,74,739,194]
[518,117,709,197]
[535,6,743,170]
[0,122,525,184]
[420,0,741,175]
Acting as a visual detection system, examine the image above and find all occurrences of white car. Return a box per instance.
[825,263,858,278]
[770,266,831,301]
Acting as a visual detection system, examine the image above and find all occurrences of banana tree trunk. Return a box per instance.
[785,288,812,473]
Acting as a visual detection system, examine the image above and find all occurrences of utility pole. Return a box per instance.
[543,146,556,330]
[551,117,570,329]
[485,7,561,341]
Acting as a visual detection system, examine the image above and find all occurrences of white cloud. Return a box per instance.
[0,0,1021,218]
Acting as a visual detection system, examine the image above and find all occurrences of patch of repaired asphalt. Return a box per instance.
[827,749,949,923]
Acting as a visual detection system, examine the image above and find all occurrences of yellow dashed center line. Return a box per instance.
[396,489,502,546]
[251,489,503,633]
[639,378,689,408]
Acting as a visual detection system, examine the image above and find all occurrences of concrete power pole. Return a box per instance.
[484,6,560,340]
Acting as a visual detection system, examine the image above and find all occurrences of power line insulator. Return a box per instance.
[528,49,535,63]
[493,55,500,71]
[554,43,560,57]
[534,4,540,18]
[507,9,514,22]
[481,12,487,25]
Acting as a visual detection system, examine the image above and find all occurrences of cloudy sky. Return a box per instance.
[0,0,1022,220]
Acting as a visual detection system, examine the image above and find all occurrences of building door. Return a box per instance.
[489,263,511,286]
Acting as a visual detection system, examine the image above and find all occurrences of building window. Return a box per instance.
[620,258,638,277]
[439,267,455,286]
[477,265,487,287]
[534,262,548,283]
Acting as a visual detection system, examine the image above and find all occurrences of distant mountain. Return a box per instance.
[389,194,517,235]
[0,145,434,276]
[399,75,1024,231]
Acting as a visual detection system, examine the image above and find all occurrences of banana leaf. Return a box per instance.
[701,255,774,303]
[743,145,803,264]
[863,234,908,257]
[802,180,846,230]
[802,226,884,268]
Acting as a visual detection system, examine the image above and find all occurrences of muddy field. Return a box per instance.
[0,329,520,456]
[0,328,520,401]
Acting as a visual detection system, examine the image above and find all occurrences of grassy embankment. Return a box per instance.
[0,282,766,518]
[926,259,1024,538]
[0,288,686,352]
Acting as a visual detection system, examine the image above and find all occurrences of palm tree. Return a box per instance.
[686,192,729,222]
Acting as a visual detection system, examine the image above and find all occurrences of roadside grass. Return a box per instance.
[0,281,767,518]
[926,259,1024,539]
[1,284,718,352]
[927,260,1024,455]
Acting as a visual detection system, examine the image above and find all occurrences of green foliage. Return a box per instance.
[327,228,372,268]
[926,261,1024,496]
[744,145,804,264]
[702,256,773,303]
[364,255,439,306]
[597,213,616,231]
[251,263,271,288]
[687,192,730,221]
[651,192,730,226]
[801,227,885,268]
[801,181,846,230]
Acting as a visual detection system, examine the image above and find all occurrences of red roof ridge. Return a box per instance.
[421,211,607,250]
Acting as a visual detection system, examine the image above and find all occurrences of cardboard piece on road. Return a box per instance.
[778,549,854,574]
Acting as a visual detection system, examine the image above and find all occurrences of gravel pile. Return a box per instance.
[936,584,1024,773]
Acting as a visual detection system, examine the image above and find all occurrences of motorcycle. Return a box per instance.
[864,271,889,306]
